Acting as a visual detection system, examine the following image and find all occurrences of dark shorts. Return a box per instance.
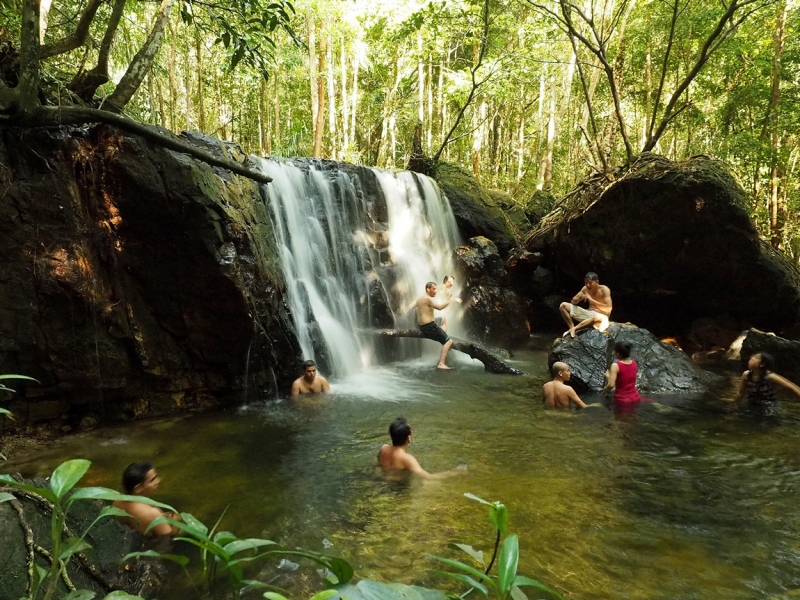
[419,321,450,345]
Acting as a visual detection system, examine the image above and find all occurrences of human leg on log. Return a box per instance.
[438,338,454,370]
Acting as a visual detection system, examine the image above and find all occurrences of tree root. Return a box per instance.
[10,498,36,594]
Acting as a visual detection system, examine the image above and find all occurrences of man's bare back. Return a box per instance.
[379,417,467,480]
[542,362,589,409]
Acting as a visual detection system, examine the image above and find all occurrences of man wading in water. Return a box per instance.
[559,272,612,339]
[291,360,331,397]
[413,281,462,369]
[378,417,467,479]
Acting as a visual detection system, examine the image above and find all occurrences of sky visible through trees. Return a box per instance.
[2,0,800,262]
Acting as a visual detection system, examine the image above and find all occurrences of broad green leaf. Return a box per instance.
[103,592,147,600]
[509,586,528,600]
[63,590,96,600]
[356,579,411,600]
[497,535,519,596]
[96,505,132,520]
[324,555,355,585]
[60,537,92,560]
[0,375,39,382]
[224,538,277,555]
[122,549,190,567]
[453,543,485,567]
[67,487,175,511]
[0,491,16,503]
[512,576,564,599]
[51,459,91,498]
[463,493,491,506]
[310,590,340,600]
[489,504,508,536]
[213,530,237,546]
[32,565,50,596]
[430,571,488,597]
[426,555,492,583]
[0,407,14,419]
[178,512,208,537]
[0,475,58,502]
[263,593,289,600]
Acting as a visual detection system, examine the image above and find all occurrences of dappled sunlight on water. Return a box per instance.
[6,340,800,599]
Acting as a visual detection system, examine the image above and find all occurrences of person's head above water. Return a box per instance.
[614,341,632,359]
[552,361,570,381]
[443,275,454,287]
[389,417,412,446]
[122,462,159,496]
[748,351,775,373]
[302,360,318,381]
[425,281,437,297]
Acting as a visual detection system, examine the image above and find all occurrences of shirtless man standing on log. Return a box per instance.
[559,272,612,339]
[414,281,462,369]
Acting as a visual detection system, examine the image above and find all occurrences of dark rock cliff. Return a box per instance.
[0,125,300,430]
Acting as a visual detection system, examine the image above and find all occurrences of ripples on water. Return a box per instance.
[5,342,800,599]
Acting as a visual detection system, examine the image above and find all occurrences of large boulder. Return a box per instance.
[739,329,800,382]
[548,323,722,394]
[455,237,530,348]
[0,125,300,430]
[527,154,800,336]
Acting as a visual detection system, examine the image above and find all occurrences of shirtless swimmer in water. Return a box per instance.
[378,417,467,479]
[291,360,331,397]
[542,362,599,409]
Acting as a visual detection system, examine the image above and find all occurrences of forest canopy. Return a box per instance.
[0,0,799,262]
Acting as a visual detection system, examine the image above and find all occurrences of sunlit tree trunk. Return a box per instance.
[768,0,788,248]
[314,29,326,158]
[427,59,433,152]
[349,52,358,147]
[341,38,348,152]
[418,30,424,127]
[196,35,205,131]
[327,33,336,158]
[308,15,318,146]
[273,74,280,153]
[537,74,556,190]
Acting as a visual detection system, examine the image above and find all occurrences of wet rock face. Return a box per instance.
[740,329,800,382]
[0,125,300,428]
[455,237,530,348]
[527,154,800,336]
[548,323,722,394]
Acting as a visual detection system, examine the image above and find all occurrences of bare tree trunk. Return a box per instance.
[40,0,103,59]
[418,30,425,126]
[313,28,326,158]
[427,59,434,151]
[274,73,280,153]
[19,0,42,111]
[349,52,358,146]
[106,0,174,111]
[769,0,788,248]
[341,38,348,151]
[167,21,177,130]
[327,32,336,157]
[39,0,53,43]
[308,15,318,145]
[537,74,555,190]
[196,35,205,131]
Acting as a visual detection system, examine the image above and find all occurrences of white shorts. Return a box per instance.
[569,304,609,332]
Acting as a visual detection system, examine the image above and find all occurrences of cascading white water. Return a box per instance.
[256,158,461,377]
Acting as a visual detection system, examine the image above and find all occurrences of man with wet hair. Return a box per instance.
[413,281,462,369]
[378,417,467,479]
[542,362,591,409]
[559,272,612,339]
[291,359,331,397]
[113,462,180,536]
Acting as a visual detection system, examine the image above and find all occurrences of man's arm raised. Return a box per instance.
[571,287,587,304]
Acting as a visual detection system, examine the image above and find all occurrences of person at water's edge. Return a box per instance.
[113,462,181,536]
[291,360,331,397]
[543,362,597,409]
[560,272,612,339]
[413,281,462,369]
[732,352,800,405]
[378,417,467,479]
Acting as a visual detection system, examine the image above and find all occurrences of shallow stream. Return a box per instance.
[5,337,800,599]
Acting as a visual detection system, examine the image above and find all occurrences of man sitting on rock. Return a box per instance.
[542,362,595,409]
[559,272,612,338]
[291,360,331,397]
[113,462,180,536]
[413,281,462,369]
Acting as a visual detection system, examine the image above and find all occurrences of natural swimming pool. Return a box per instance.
[5,336,800,600]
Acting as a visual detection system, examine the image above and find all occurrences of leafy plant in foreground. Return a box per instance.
[0,459,172,600]
[428,493,564,600]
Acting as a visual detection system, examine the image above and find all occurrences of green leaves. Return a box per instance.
[122,549,190,567]
[0,475,58,503]
[59,537,92,560]
[51,459,91,499]
[496,535,519,596]
[464,493,508,536]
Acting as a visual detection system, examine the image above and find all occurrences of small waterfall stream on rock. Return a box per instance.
[256,158,461,379]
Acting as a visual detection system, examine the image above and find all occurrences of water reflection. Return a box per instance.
[5,347,800,599]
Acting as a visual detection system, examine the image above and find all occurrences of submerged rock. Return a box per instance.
[548,323,721,394]
[527,154,800,335]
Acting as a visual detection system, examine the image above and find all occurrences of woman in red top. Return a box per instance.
[603,341,641,402]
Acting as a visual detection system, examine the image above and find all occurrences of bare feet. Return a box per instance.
[436,363,452,370]
[563,329,576,339]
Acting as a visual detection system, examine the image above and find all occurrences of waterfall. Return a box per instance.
[255,158,461,377]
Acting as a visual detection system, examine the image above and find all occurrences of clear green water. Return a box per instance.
[5,336,800,599]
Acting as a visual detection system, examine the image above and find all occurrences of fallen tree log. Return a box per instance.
[371,329,525,375]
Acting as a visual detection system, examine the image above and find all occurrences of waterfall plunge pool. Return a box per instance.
[4,337,800,600]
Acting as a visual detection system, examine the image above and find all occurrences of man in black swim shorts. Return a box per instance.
[413,281,462,369]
